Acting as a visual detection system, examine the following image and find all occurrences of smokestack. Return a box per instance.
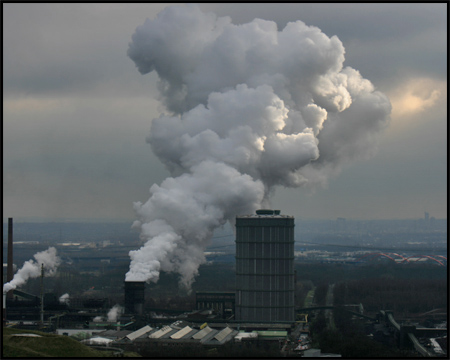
[40,264,44,325]
[124,281,145,315]
[7,218,13,299]
[126,4,391,291]
[3,292,6,325]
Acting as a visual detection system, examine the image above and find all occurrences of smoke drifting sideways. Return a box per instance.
[125,4,391,290]
[3,247,61,293]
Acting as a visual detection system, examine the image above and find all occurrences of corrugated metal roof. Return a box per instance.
[170,326,193,339]
[149,325,173,339]
[192,326,213,340]
[200,329,219,344]
[126,325,153,341]
[214,327,233,342]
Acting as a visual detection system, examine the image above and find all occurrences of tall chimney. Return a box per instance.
[7,218,14,299]
[3,292,6,325]
[124,281,145,315]
[40,264,44,325]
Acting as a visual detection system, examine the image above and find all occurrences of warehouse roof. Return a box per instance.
[126,325,153,341]
[149,325,173,339]
[192,326,214,340]
[203,327,238,345]
[170,326,194,339]
[215,327,233,342]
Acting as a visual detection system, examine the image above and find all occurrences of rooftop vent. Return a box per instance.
[255,209,274,215]
[255,209,281,215]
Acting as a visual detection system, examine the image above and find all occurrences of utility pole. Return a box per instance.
[40,264,44,327]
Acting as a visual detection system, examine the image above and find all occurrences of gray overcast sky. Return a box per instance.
[3,3,447,222]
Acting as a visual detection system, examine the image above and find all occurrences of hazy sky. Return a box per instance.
[3,3,447,222]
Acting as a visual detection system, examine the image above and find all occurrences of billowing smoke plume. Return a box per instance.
[59,293,70,305]
[107,304,124,322]
[3,247,61,293]
[126,5,391,289]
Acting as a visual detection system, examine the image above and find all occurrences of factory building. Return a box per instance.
[235,209,295,323]
[114,321,240,350]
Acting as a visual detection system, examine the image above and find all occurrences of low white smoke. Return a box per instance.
[59,293,70,305]
[107,304,124,322]
[3,247,61,293]
[126,5,391,290]
[93,316,103,322]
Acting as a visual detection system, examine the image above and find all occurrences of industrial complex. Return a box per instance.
[2,212,447,357]
[3,211,304,356]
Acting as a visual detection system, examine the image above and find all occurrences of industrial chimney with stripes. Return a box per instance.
[235,209,295,323]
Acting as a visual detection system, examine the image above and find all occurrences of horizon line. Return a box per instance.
[2,216,447,224]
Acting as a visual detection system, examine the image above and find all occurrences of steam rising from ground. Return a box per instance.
[59,293,70,305]
[125,5,391,290]
[3,247,61,293]
[107,304,124,322]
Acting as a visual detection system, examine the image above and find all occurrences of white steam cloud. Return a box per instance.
[107,304,124,322]
[59,293,70,305]
[126,5,391,289]
[3,247,61,293]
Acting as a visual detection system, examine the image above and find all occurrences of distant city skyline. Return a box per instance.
[3,3,447,222]
[2,210,446,223]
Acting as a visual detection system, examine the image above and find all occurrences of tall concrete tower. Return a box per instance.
[235,209,295,323]
[124,281,145,315]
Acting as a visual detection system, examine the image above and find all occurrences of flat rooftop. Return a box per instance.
[237,209,293,219]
